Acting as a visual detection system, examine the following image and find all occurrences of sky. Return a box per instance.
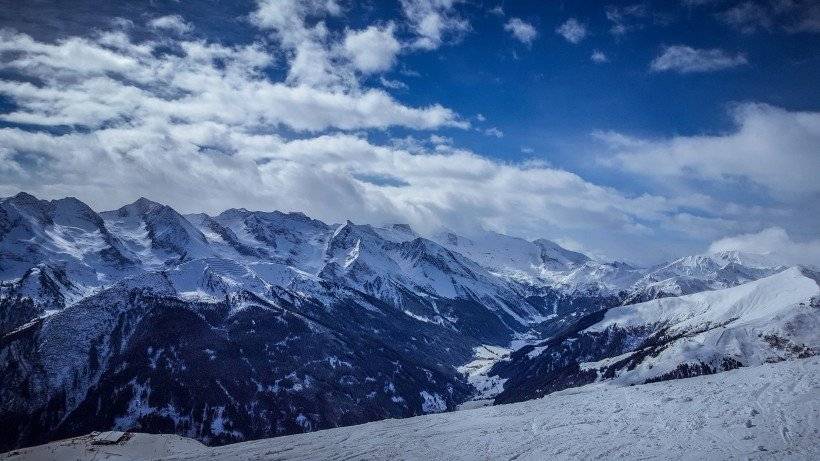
[0,0,818,265]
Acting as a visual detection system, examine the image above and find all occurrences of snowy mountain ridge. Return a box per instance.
[489,266,819,404]
[0,191,812,453]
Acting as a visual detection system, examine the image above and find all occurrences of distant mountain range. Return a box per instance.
[0,192,813,452]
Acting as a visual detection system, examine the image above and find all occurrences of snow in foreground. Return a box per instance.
[3,358,818,461]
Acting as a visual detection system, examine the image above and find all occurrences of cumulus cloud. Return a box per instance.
[148,15,193,34]
[400,0,469,50]
[709,227,820,267]
[555,18,586,44]
[250,0,350,88]
[342,23,401,74]
[650,45,747,73]
[598,103,820,198]
[483,127,504,138]
[505,18,538,44]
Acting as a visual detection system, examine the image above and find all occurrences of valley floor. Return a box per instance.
[4,358,819,461]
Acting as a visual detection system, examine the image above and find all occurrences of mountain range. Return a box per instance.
[0,192,814,452]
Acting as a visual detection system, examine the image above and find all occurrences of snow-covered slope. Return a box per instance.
[429,229,652,296]
[492,267,819,403]
[624,250,788,304]
[321,222,542,325]
[0,193,133,281]
[431,230,588,275]
[100,198,213,267]
[5,358,818,460]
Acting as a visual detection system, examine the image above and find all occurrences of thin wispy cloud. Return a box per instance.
[718,1,773,34]
[650,45,747,73]
[605,4,649,35]
[484,127,504,138]
[148,15,193,34]
[716,0,820,34]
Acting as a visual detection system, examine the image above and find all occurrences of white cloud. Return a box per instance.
[709,227,820,267]
[505,18,538,44]
[591,50,608,63]
[650,45,747,73]
[600,103,820,198]
[343,23,401,74]
[484,127,504,138]
[489,5,504,17]
[0,30,465,132]
[400,0,469,50]
[148,15,193,34]
[251,0,349,88]
[555,18,587,44]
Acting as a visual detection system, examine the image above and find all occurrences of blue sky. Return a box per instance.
[1,0,818,265]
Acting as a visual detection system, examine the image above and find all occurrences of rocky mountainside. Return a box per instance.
[0,192,808,452]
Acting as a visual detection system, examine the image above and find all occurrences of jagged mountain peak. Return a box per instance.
[100,197,210,264]
[108,196,174,217]
[3,192,100,228]
[217,207,323,225]
[532,238,590,267]
[391,223,414,233]
[4,192,45,211]
[0,193,133,281]
[374,222,418,240]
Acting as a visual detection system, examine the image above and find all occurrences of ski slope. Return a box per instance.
[5,358,818,460]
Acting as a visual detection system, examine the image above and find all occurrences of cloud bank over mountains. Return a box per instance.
[0,0,817,266]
